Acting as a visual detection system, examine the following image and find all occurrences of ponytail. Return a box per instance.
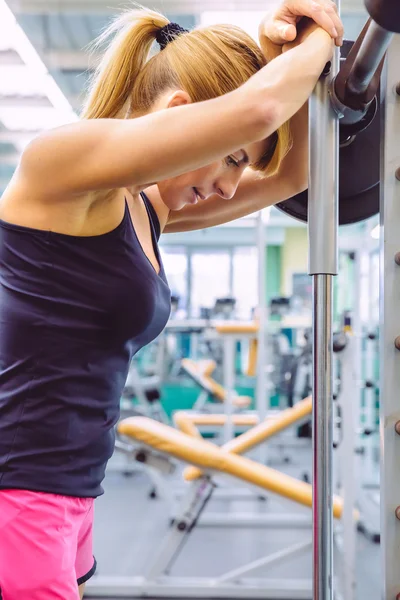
[81,8,169,120]
[81,5,292,176]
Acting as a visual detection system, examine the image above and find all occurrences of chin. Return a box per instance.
[161,194,187,212]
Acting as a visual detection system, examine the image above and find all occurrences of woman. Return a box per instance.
[0,1,343,598]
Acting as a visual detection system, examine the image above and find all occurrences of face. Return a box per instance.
[149,89,271,211]
[157,138,270,211]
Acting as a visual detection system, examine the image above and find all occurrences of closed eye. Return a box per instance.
[226,155,240,168]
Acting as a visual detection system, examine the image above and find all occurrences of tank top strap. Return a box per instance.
[140,192,161,241]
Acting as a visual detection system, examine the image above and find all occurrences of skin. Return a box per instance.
[155,136,270,212]
[129,88,271,214]
[261,0,343,48]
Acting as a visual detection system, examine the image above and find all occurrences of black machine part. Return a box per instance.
[365,0,400,33]
[275,39,380,226]
[332,19,389,127]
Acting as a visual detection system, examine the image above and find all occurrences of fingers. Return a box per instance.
[262,18,297,44]
[277,22,298,42]
[306,0,344,45]
[261,0,344,47]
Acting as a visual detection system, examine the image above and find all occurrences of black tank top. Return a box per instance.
[0,193,171,497]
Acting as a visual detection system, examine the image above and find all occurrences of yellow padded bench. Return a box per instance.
[174,396,313,480]
[174,412,261,435]
[181,358,252,408]
[118,415,345,519]
[215,322,259,336]
[215,322,259,377]
[192,359,217,378]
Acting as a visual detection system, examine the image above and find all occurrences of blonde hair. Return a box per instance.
[82,7,292,177]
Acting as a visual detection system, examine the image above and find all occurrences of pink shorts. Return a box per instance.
[0,489,96,600]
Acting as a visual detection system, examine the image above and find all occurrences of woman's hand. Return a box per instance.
[259,0,344,48]
[282,17,333,53]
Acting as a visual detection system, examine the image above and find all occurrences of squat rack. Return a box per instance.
[308,0,399,598]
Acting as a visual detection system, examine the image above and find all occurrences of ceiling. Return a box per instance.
[7,0,367,13]
[0,0,368,201]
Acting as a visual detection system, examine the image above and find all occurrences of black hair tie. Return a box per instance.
[156,22,189,51]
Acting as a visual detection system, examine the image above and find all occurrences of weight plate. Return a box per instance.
[276,40,380,226]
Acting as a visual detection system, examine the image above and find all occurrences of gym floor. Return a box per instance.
[90,444,380,600]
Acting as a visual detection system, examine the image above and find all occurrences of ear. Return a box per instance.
[166,89,192,109]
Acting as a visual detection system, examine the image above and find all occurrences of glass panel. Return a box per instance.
[292,272,313,313]
[159,247,188,316]
[233,246,258,319]
[191,251,230,317]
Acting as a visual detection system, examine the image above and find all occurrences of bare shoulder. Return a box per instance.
[0,172,124,236]
[0,173,54,226]
[142,185,170,234]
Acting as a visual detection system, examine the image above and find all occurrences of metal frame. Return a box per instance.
[379,35,400,599]
[308,38,339,600]
[332,339,357,600]
[87,475,315,599]
[110,442,177,507]
[87,442,354,599]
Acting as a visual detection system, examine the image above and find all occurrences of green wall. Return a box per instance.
[281,228,308,296]
[266,245,282,303]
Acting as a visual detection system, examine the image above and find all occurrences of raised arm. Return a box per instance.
[19,24,333,201]
[165,23,332,233]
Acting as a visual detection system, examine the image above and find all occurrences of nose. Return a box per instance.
[214,174,241,200]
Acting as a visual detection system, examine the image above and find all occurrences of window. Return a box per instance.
[190,251,230,317]
[159,247,188,314]
[233,247,258,319]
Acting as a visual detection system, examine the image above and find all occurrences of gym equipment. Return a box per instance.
[213,297,237,319]
[121,362,168,423]
[277,4,398,598]
[85,413,358,599]
[376,26,400,598]
[276,39,380,225]
[297,3,397,598]
[110,360,168,477]
[181,358,252,410]
[172,398,313,528]
[175,396,312,480]
[208,322,260,443]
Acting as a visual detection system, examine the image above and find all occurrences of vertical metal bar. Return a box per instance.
[338,340,357,600]
[256,211,269,463]
[379,37,400,600]
[312,276,334,600]
[223,336,235,443]
[308,35,340,600]
[352,250,363,446]
[364,241,377,486]
[308,75,339,277]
